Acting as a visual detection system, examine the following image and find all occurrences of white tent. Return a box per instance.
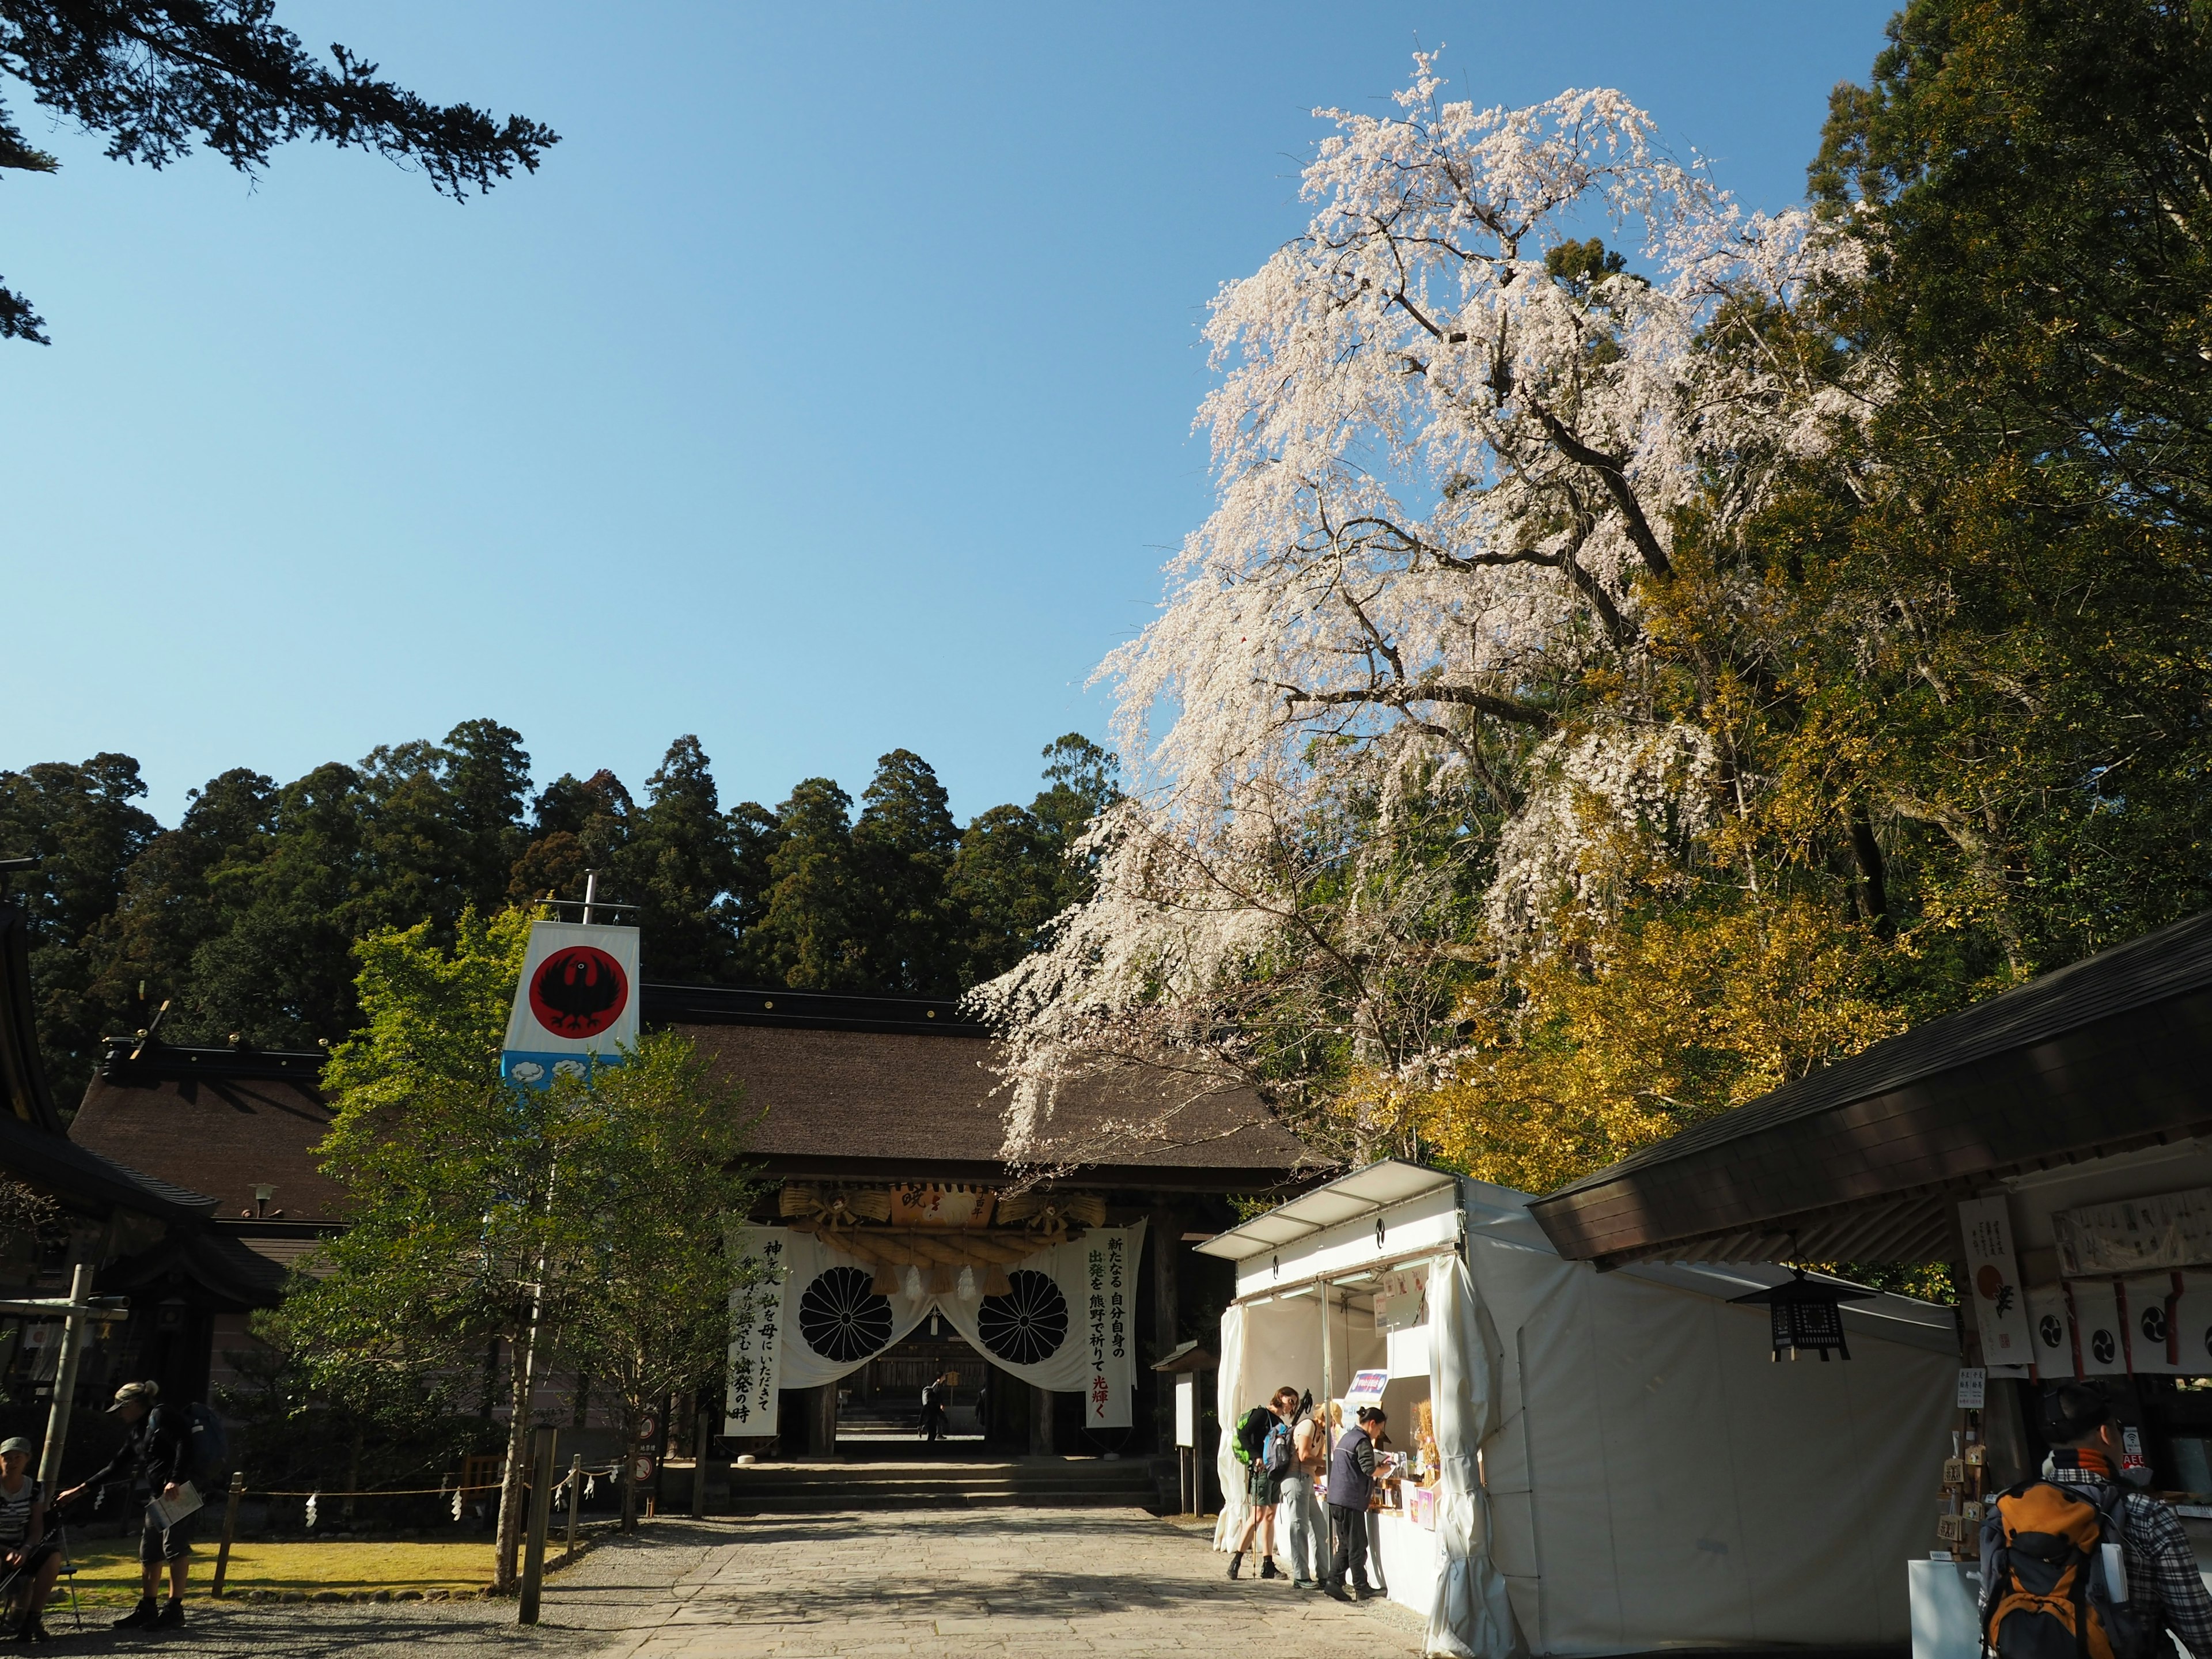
[1202,1164,1957,1657]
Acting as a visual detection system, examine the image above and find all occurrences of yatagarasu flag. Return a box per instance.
[501,920,641,1087]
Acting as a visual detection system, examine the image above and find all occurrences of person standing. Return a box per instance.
[0,1436,60,1643]
[1327,1407,1387,1602]
[55,1381,195,1631]
[1982,1382,2212,1657]
[1228,1386,1295,1581]
[1280,1394,1328,1590]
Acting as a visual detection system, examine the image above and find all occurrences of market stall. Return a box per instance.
[1202,1162,1957,1658]
[1519,910,2212,1656]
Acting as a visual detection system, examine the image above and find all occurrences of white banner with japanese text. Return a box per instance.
[1959,1195,2036,1375]
[724,1227,790,1435]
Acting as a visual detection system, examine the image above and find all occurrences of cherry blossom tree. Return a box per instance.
[975,58,1865,1169]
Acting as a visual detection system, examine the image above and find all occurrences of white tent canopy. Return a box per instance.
[1205,1164,1956,1657]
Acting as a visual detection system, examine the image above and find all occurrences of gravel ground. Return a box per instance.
[25,1521,736,1658]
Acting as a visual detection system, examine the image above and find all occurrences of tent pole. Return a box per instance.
[1320,1275,1333,1456]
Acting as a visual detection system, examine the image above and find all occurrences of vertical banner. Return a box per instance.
[1081,1228,1135,1430]
[501,920,641,1086]
[1959,1195,2036,1371]
[724,1227,789,1436]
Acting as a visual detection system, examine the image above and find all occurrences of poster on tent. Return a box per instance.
[733,1222,1146,1431]
[724,1228,790,1435]
[500,920,641,1087]
[1959,1195,2035,1374]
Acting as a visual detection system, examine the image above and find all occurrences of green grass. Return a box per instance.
[58,1539,499,1603]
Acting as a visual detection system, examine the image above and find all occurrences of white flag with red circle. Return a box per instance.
[501,921,641,1086]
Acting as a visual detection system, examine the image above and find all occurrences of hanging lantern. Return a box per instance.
[1729,1270,1876,1362]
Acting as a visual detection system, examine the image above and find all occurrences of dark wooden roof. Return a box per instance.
[70,1041,343,1225]
[1529,909,2212,1268]
[655,984,1308,1192]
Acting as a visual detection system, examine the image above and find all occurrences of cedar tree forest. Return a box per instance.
[0,730,1118,1103]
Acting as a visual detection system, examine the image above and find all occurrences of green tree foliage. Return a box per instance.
[548,1040,759,1531]
[748,777,863,990]
[0,753,158,1085]
[0,0,556,342]
[949,734,1122,982]
[276,909,754,1580]
[853,749,961,994]
[1407,3,2212,1211]
[4,727,1112,1098]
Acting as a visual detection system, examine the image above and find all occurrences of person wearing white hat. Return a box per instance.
[0,1435,59,1643]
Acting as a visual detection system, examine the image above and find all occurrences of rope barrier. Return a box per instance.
[247,1465,624,1499]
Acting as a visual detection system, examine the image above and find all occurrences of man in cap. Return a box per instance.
[1325,1406,1388,1602]
[55,1382,194,1631]
[0,1435,60,1642]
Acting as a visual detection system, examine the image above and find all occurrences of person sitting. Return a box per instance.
[0,1437,60,1645]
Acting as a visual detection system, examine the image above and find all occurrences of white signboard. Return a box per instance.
[2069,1278,2127,1376]
[1174,1374,1196,1449]
[1374,1266,1427,1333]
[501,920,641,1086]
[2055,1187,2212,1277]
[2027,1282,2076,1378]
[724,1228,790,1436]
[1956,1368,1986,1410]
[1344,1368,1389,1408]
[1959,1196,2036,1369]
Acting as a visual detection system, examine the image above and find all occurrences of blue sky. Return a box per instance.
[2,1,1895,827]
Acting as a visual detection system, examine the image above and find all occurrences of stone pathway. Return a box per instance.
[593,1509,1426,1659]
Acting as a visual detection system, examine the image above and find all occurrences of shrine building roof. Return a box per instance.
[646,983,1312,1194]
[71,1039,346,1227]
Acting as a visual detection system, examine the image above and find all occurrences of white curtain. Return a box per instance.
[773,1229,938,1389]
[1211,1298,1251,1550]
[1427,1251,1526,1659]
[933,1222,1146,1426]
[765,1223,1147,1430]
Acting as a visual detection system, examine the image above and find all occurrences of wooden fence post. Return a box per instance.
[210,1471,246,1598]
[517,1426,557,1626]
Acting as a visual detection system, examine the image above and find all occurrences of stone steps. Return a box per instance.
[721,1456,1161,1515]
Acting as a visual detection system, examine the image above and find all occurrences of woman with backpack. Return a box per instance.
[1227,1387,1300,1581]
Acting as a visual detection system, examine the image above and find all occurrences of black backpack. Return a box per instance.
[1233,1407,1272,1467]
[180,1403,228,1484]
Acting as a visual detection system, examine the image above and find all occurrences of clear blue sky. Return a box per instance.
[3,1,1895,827]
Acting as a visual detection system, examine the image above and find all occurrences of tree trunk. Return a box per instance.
[619,1399,641,1533]
[342,1425,363,1529]
[492,1326,533,1593]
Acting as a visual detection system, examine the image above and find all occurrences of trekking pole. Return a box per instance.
[210,1471,246,1598]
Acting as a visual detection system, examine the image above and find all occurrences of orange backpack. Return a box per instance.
[1979,1479,2149,1659]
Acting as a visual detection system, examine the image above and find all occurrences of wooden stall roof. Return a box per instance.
[1528,910,2212,1270]
[70,1041,345,1225]
[646,983,1311,1192]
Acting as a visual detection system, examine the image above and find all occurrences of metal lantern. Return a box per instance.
[1729,1270,1876,1362]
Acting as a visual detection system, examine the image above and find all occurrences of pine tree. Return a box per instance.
[852,751,961,995]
